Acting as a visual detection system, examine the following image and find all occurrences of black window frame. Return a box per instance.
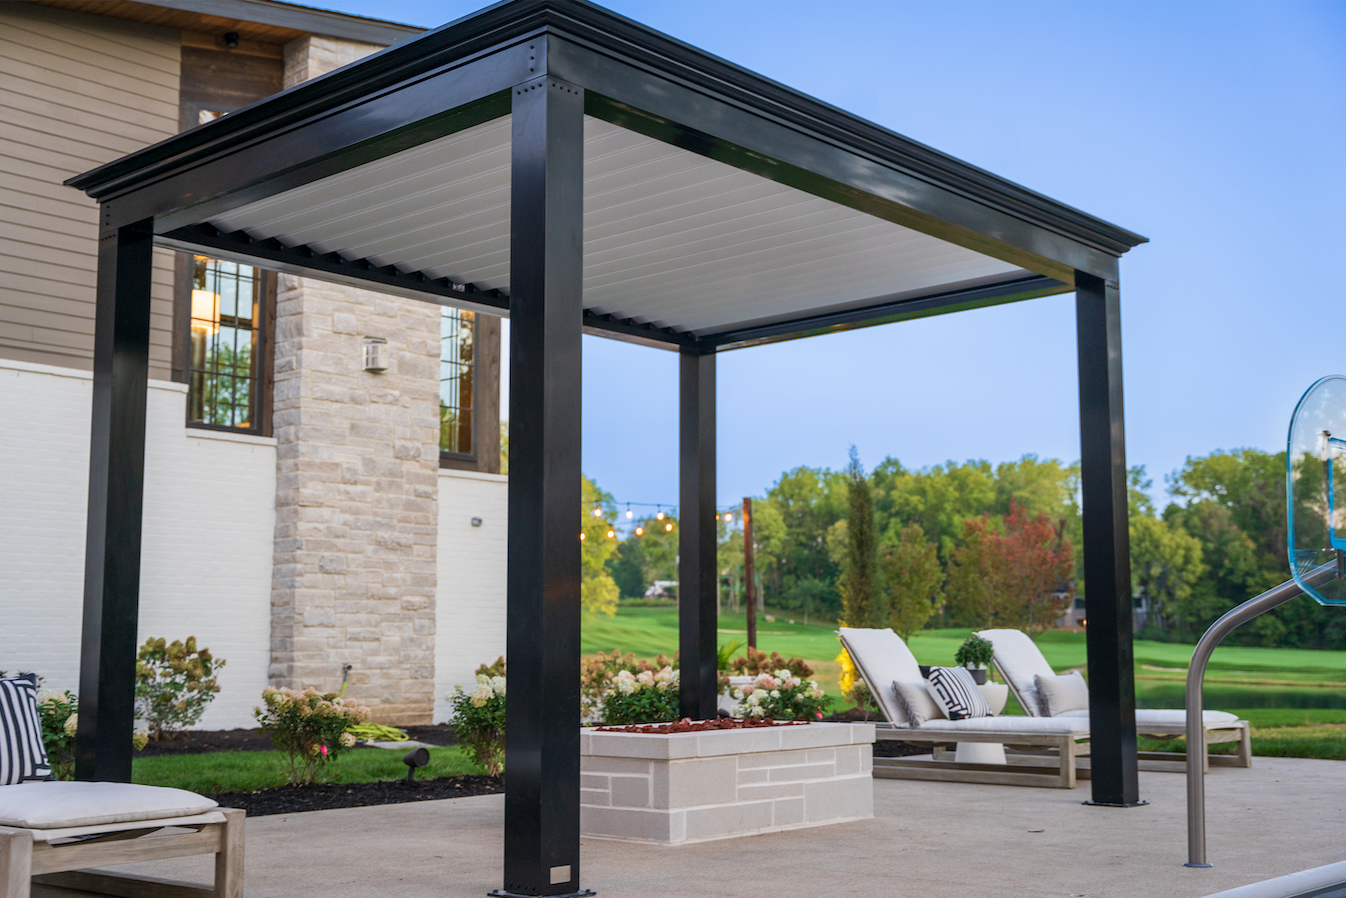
[182,254,273,436]
[439,306,478,464]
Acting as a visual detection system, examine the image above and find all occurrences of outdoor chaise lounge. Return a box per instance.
[0,782,243,898]
[0,675,243,898]
[838,627,1091,788]
[977,628,1252,771]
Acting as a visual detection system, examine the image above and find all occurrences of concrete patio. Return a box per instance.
[102,756,1345,898]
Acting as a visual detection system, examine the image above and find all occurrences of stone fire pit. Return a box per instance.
[580,721,875,843]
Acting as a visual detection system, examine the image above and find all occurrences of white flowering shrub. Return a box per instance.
[34,688,148,780]
[135,636,224,741]
[599,666,680,726]
[254,687,370,785]
[448,657,506,776]
[731,669,830,721]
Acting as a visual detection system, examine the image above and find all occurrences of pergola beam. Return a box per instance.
[498,75,591,898]
[678,348,717,720]
[74,219,155,783]
[1075,268,1142,807]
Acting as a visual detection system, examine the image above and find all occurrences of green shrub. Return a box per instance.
[135,637,224,740]
[254,687,369,785]
[954,635,995,669]
[37,688,148,781]
[448,658,507,776]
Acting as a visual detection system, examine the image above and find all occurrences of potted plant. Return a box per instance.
[954,635,995,685]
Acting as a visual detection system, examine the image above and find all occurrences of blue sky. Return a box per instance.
[320,0,1345,511]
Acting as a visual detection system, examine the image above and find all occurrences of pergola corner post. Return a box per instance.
[678,348,717,720]
[75,217,155,783]
[1075,268,1142,807]
[498,73,592,898]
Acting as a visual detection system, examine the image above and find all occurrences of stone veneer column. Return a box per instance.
[269,36,441,724]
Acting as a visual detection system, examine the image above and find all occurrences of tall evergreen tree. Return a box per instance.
[839,447,883,628]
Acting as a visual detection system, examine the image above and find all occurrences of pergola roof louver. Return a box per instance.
[65,2,1148,895]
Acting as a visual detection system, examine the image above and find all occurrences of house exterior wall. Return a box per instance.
[0,360,275,729]
[435,469,509,721]
[0,12,510,732]
[0,3,179,379]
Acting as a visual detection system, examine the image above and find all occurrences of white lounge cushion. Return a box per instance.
[892,680,944,727]
[906,716,1090,735]
[1036,671,1090,716]
[1056,708,1241,728]
[977,629,1054,716]
[839,628,922,726]
[0,781,218,829]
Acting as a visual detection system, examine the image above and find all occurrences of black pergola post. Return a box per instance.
[1075,269,1142,807]
[498,75,591,898]
[678,348,717,720]
[75,219,155,783]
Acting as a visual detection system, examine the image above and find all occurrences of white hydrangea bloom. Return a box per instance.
[489,676,507,696]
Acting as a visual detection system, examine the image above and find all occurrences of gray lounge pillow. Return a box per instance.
[892,680,945,727]
[1034,671,1089,716]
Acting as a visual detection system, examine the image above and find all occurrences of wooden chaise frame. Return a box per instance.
[984,644,1253,773]
[0,808,243,898]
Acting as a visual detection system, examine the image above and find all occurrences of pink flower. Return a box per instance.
[320,744,328,757]
[816,712,823,720]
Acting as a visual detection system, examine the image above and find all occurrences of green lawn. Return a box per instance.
[133,746,481,793]
[585,602,1346,713]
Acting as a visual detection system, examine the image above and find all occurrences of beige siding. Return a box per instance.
[0,3,179,377]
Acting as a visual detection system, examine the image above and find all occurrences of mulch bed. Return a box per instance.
[137,724,460,757]
[206,774,502,816]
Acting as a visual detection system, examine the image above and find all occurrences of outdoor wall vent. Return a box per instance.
[362,336,388,373]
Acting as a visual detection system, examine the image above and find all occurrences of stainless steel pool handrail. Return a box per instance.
[1186,561,1340,867]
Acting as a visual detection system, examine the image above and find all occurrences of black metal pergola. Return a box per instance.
[66,2,1146,894]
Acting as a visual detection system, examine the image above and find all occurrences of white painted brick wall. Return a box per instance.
[435,468,508,722]
[0,360,274,730]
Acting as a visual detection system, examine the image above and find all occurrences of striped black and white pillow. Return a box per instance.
[926,667,991,721]
[0,675,53,784]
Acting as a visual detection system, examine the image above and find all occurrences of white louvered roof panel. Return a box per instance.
[209,115,1028,337]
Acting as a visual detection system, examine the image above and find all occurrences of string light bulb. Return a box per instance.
[656,511,665,521]
[607,529,615,538]
[626,508,633,519]
[724,513,733,523]
[635,526,644,536]
[579,532,586,540]
[664,522,673,532]
[592,507,602,518]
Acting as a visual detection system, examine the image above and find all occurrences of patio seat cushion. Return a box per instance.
[1056,708,1241,728]
[913,716,1090,735]
[838,627,922,726]
[976,629,1054,716]
[0,674,52,784]
[0,781,218,829]
[1035,671,1090,717]
[892,680,944,727]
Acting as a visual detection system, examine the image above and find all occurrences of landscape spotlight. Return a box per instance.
[403,746,430,782]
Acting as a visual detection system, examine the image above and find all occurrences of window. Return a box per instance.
[440,308,475,457]
[188,255,263,430]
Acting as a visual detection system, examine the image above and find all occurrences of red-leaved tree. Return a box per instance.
[946,502,1074,636]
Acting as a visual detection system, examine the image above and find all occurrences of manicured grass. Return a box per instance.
[132,746,481,793]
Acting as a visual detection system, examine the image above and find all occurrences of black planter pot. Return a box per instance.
[968,667,988,685]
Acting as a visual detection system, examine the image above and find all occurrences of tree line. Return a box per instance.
[595,446,1346,650]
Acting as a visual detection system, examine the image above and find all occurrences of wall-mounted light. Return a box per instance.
[363,336,388,373]
[471,517,483,527]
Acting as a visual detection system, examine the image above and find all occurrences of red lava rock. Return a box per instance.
[595,717,811,735]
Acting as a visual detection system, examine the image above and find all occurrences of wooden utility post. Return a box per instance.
[743,497,756,649]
